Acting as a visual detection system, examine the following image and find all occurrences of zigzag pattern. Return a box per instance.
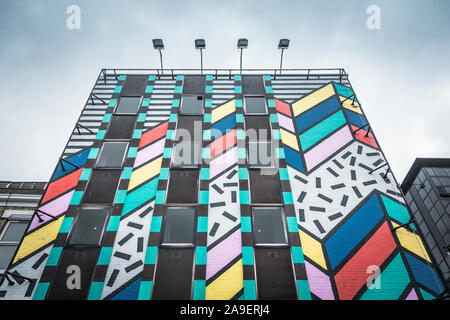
[280,83,445,300]
[101,121,168,299]
[206,99,243,300]
[0,148,90,299]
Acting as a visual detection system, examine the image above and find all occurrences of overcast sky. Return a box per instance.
[0,0,449,183]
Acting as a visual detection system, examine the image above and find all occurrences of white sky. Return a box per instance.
[0,0,449,183]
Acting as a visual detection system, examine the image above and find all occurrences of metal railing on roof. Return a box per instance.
[101,68,348,81]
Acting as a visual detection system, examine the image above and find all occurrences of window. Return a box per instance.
[244,96,267,115]
[95,142,128,168]
[83,170,122,204]
[252,207,287,245]
[161,207,196,245]
[166,169,199,204]
[242,75,265,95]
[247,142,274,168]
[67,208,110,246]
[0,220,29,270]
[122,75,148,94]
[105,115,137,140]
[115,97,141,114]
[180,96,203,115]
[182,75,206,95]
[245,115,272,141]
[175,116,203,141]
[172,141,202,168]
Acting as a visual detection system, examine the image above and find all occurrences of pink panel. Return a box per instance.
[304,126,352,170]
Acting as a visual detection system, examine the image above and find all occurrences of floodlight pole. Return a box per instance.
[240,48,243,74]
[200,48,204,74]
[279,48,285,73]
[158,49,163,72]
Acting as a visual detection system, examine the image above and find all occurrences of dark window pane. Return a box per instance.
[249,169,282,204]
[248,142,274,168]
[105,115,137,139]
[252,207,287,244]
[245,115,271,141]
[96,142,128,168]
[172,141,202,168]
[244,96,267,114]
[162,207,196,244]
[254,248,297,299]
[1,222,28,242]
[182,75,206,95]
[83,170,121,204]
[122,75,147,94]
[175,116,203,141]
[181,96,203,115]
[46,248,100,300]
[152,248,195,299]
[0,245,17,269]
[115,97,141,114]
[166,169,199,204]
[68,208,110,246]
[242,75,265,95]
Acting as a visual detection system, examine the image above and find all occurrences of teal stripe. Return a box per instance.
[144,246,158,265]
[291,247,304,263]
[87,282,104,300]
[241,216,252,232]
[193,280,206,300]
[122,178,159,216]
[46,247,62,266]
[195,246,207,265]
[242,246,254,265]
[97,247,113,265]
[150,216,162,232]
[243,280,257,300]
[59,217,73,233]
[197,216,208,232]
[297,280,312,300]
[299,110,346,150]
[107,215,121,231]
[138,281,153,300]
[32,283,50,300]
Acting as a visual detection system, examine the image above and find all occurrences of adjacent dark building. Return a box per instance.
[401,158,450,289]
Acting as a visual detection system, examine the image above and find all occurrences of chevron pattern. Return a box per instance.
[0,148,90,299]
[101,119,168,298]
[206,99,243,300]
[283,83,445,300]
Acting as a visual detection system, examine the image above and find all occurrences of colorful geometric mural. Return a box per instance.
[0,72,445,300]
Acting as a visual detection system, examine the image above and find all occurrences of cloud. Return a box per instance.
[0,0,449,183]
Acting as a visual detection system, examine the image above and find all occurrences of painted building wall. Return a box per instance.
[0,71,445,300]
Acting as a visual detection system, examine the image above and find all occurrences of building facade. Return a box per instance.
[0,69,446,300]
[401,158,450,290]
[0,181,45,284]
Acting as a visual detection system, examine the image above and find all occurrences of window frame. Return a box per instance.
[243,95,268,115]
[94,141,129,169]
[104,114,138,140]
[180,95,204,115]
[170,140,202,169]
[0,218,30,272]
[246,141,276,169]
[251,206,290,248]
[164,168,201,205]
[113,95,143,115]
[81,169,123,205]
[65,206,112,248]
[159,206,198,248]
